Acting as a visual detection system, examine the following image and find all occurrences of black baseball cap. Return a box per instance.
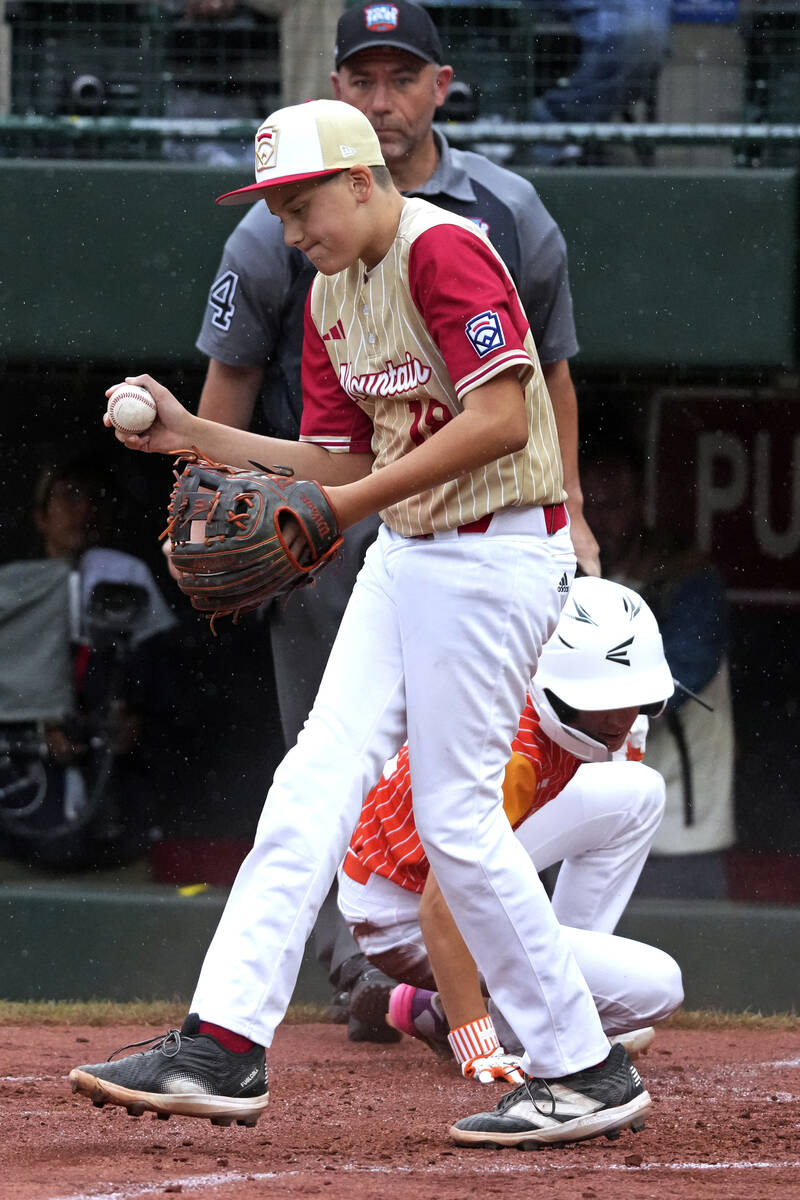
[335,2,444,70]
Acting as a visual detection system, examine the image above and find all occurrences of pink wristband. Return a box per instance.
[447,1015,500,1065]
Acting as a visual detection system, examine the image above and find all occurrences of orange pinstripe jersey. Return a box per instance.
[299,198,565,537]
[346,697,591,896]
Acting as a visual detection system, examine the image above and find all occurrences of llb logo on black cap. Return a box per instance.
[365,4,400,33]
[335,0,444,69]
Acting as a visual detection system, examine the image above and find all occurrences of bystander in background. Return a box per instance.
[524,0,671,163]
[161,0,275,165]
[0,455,177,869]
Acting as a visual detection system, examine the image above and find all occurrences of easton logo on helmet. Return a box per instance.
[606,636,634,666]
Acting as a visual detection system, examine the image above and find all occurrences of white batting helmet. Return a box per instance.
[530,576,674,762]
[537,576,673,710]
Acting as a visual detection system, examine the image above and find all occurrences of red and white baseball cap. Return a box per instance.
[216,99,386,207]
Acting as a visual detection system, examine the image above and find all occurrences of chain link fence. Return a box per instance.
[3,1,800,163]
[1,0,279,159]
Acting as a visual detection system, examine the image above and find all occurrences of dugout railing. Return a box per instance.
[3,0,800,165]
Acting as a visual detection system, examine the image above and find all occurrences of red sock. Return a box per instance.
[197,1020,256,1053]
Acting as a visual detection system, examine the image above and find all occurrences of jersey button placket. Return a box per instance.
[360,285,380,360]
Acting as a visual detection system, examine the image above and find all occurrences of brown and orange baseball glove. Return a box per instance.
[162,452,343,625]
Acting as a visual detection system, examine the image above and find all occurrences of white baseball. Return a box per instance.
[106,383,157,433]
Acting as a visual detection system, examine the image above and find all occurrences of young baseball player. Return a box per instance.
[198,0,599,645]
[337,577,683,1100]
[71,99,648,1147]
[199,2,599,1037]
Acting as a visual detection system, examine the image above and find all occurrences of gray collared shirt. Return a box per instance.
[410,131,578,366]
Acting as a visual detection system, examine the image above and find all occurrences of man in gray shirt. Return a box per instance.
[194,0,600,1034]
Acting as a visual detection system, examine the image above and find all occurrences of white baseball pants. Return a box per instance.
[192,511,612,1076]
[338,761,684,1036]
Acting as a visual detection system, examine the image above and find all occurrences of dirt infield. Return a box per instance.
[2,1021,797,1200]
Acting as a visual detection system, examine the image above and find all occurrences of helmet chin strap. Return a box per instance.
[530,680,611,764]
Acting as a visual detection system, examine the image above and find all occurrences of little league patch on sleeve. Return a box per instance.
[465,310,506,357]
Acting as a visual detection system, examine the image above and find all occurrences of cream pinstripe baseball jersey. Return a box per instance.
[299,198,565,537]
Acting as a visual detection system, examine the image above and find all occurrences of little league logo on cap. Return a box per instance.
[334,0,444,69]
[255,125,278,172]
[465,310,506,357]
[216,99,385,207]
[365,4,400,32]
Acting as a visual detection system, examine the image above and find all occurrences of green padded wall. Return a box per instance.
[529,166,798,368]
[1,883,798,1011]
[0,883,331,1005]
[1,161,797,367]
[1,161,251,363]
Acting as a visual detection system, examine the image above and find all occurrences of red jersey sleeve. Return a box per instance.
[408,225,534,400]
[299,291,374,453]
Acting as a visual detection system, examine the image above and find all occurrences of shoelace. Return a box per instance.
[107,1028,183,1063]
[512,1058,620,1118]
[498,1075,557,1119]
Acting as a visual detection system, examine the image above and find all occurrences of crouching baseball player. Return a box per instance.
[338,578,684,1119]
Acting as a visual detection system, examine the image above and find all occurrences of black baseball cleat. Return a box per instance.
[68,1013,269,1126]
[326,989,352,1025]
[450,1043,650,1149]
[346,967,402,1042]
[347,1013,403,1043]
[347,966,398,1028]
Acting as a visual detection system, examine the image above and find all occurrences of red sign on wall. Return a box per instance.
[645,390,800,604]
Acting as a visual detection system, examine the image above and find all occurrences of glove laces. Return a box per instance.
[226,493,254,531]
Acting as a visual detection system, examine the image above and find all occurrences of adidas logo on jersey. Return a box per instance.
[557,572,570,595]
[323,319,345,342]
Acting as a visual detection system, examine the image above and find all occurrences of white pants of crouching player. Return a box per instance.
[191,512,613,1077]
[338,761,684,1036]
